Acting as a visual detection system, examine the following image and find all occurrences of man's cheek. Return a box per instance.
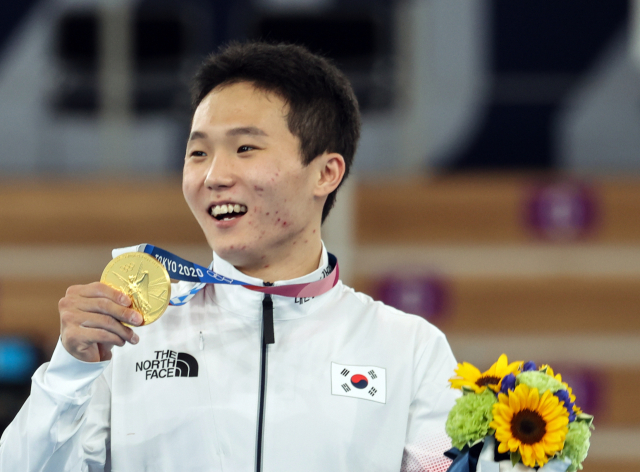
[183,188,204,220]
[182,189,197,213]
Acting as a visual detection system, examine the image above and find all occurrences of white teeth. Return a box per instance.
[223,217,232,221]
[210,203,248,218]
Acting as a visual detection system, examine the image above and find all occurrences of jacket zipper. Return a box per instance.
[256,283,275,472]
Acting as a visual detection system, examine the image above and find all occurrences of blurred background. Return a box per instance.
[0,0,639,470]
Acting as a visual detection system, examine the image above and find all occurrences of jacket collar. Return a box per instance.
[206,242,339,320]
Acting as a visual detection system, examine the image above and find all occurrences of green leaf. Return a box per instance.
[468,437,484,448]
[461,385,476,395]
[576,413,594,428]
[510,451,522,466]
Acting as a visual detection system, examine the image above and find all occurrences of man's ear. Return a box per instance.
[313,152,346,198]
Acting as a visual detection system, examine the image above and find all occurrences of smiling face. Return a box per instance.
[183,81,341,279]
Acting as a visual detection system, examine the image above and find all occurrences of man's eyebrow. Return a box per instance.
[226,126,269,137]
[188,130,208,141]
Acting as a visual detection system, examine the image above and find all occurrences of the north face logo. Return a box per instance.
[135,350,199,380]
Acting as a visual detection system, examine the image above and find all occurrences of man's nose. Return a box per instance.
[204,154,235,189]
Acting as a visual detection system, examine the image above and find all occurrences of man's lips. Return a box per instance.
[209,202,248,220]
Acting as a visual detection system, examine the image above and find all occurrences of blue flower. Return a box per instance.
[522,361,537,372]
[554,389,576,422]
[500,373,516,394]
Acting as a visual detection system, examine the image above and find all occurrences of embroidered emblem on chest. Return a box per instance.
[331,362,386,404]
[135,349,199,380]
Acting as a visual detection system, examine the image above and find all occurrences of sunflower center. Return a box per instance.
[476,375,501,387]
[511,409,547,444]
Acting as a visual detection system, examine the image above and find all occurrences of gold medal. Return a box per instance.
[100,252,171,327]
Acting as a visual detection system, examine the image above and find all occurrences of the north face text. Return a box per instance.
[135,350,199,380]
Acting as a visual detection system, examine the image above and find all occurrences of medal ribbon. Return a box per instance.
[116,244,340,306]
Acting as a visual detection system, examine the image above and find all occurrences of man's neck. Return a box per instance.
[235,238,324,283]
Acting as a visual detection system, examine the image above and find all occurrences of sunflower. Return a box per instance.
[540,366,582,417]
[449,354,522,393]
[490,384,570,468]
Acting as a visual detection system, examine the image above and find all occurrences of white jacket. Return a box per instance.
[0,248,457,471]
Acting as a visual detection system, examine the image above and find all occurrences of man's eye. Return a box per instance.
[238,145,255,153]
[190,151,206,157]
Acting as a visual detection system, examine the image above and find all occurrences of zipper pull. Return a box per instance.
[199,331,204,350]
[263,282,275,345]
[262,294,274,345]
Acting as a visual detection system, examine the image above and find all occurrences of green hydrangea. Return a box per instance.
[445,389,497,449]
[557,421,591,472]
[517,371,565,394]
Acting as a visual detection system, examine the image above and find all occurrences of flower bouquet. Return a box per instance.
[444,355,594,472]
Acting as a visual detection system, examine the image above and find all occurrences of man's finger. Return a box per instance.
[72,282,132,307]
[79,313,140,345]
[73,297,142,326]
[76,326,131,348]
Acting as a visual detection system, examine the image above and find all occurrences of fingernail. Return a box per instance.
[120,294,131,306]
[130,312,142,325]
[131,333,139,344]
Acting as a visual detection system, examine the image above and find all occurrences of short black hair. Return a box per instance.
[191,41,361,223]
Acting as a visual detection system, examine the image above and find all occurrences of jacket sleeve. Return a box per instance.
[0,339,112,472]
[401,328,460,472]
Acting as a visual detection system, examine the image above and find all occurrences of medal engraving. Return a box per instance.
[101,253,171,326]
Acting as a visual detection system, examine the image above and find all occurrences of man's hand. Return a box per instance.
[59,282,142,363]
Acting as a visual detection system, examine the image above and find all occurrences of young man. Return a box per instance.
[0,42,457,471]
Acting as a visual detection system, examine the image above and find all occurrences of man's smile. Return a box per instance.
[209,203,248,221]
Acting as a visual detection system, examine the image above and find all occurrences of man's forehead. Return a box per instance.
[196,82,288,116]
[188,127,269,141]
[190,83,290,136]
[212,79,284,100]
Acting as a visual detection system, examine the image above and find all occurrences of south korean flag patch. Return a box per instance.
[331,362,386,404]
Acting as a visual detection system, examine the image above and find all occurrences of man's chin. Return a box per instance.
[213,244,254,265]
